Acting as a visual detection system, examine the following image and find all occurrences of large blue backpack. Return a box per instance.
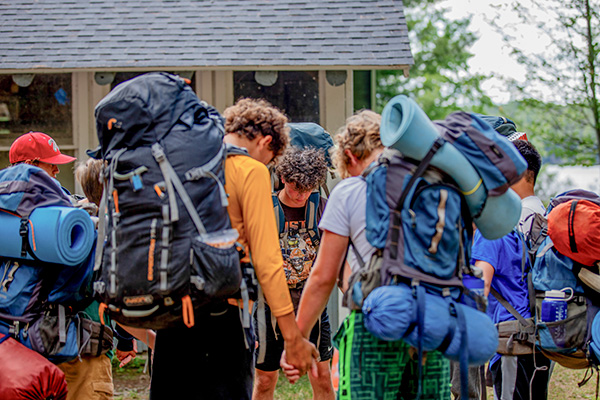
[0,164,107,363]
[346,148,496,400]
[93,72,244,330]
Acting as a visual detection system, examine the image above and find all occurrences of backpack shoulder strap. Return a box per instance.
[489,286,534,328]
[272,193,285,235]
[305,192,320,239]
[225,143,250,158]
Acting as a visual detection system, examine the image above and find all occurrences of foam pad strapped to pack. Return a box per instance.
[0,206,95,266]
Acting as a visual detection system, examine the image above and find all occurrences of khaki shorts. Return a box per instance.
[58,355,114,400]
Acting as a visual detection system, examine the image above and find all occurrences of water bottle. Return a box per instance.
[462,273,486,311]
[541,288,573,347]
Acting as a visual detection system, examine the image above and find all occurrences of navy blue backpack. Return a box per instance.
[93,72,244,330]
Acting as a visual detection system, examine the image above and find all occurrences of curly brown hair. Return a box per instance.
[223,98,290,157]
[75,158,105,207]
[333,110,383,178]
[276,147,328,192]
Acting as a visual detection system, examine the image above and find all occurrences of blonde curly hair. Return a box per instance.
[223,98,290,157]
[333,110,383,178]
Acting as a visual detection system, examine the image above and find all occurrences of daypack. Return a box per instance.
[349,148,496,400]
[272,191,320,287]
[93,72,244,330]
[273,122,335,196]
[494,189,600,371]
[0,164,111,363]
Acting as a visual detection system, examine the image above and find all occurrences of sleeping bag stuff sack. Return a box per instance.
[0,334,68,400]
[0,206,95,266]
[93,72,243,330]
[362,284,498,365]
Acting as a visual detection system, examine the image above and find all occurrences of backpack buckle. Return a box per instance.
[151,143,166,162]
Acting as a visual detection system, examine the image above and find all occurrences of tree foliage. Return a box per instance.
[489,0,600,165]
[376,0,492,119]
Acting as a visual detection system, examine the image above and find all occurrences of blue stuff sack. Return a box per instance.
[363,284,498,365]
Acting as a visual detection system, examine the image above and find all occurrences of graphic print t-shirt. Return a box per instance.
[278,198,324,286]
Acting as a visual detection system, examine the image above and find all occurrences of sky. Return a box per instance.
[437,0,600,190]
[439,0,535,103]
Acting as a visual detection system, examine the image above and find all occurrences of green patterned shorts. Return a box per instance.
[334,311,451,400]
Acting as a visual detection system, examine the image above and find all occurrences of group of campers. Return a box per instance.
[2,72,600,400]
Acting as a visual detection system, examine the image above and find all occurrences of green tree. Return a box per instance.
[376,0,492,119]
[490,0,600,165]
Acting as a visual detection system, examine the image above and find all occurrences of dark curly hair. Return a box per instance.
[223,98,290,157]
[276,147,328,192]
[513,139,542,184]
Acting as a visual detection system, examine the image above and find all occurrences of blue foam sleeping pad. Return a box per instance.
[0,206,95,266]
[363,284,498,365]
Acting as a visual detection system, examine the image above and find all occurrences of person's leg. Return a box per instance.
[491,355,517,400]
[307,308,334,400]
[399,349,451,400]
[151,303,254,400]
[253,302,284,400]
[253,369,279,400]
[334,311,408,400]
[308,360,335,400]
[450,361,483,400]
[516,353,550,400]
[58,355,113,400]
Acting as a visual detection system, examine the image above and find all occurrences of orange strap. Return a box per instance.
[112,189,120,214]
[182,295,194,328]
[99,303,108,325]
[147,238,155,281]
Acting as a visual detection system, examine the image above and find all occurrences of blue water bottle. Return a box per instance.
[541,288,572,347]
[462,273,486,311]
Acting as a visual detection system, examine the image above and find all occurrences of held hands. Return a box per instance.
[116,339,137,368]
[280,338,319,384]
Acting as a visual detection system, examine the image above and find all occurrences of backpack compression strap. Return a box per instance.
[390,138,445,260]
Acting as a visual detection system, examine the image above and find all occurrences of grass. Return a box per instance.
[111,354,600,399]
[274,372,313,400]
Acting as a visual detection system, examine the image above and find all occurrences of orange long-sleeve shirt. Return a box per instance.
[225,155,293,317]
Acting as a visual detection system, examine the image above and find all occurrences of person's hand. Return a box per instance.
[116,339,137,367]
[283,336,319,378]
[280,350,301,383]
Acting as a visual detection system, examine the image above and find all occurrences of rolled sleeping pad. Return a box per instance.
[0,206,95,266]
[380,95,521,240]
[363,284,498,366]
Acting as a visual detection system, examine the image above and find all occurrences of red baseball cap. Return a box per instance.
[9,132,76,165]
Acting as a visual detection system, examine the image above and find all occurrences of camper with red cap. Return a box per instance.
[9,131,76,178]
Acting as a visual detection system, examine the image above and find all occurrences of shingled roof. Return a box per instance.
[0,0,413,72]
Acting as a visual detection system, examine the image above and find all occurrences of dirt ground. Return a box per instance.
[112,354,150,400]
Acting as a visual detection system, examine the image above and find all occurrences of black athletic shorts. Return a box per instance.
[254,288,333,371]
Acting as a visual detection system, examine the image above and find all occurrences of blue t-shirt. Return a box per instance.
[471,229,531,366]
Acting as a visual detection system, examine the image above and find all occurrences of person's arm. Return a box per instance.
[474,260,495,297]
[238,161,317,375]
[296,230,349,336]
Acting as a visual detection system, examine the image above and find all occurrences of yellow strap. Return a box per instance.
[461,179,483,196]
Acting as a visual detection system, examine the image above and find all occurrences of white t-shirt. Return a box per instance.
[318,176,376,273]
[518,195,546,236]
